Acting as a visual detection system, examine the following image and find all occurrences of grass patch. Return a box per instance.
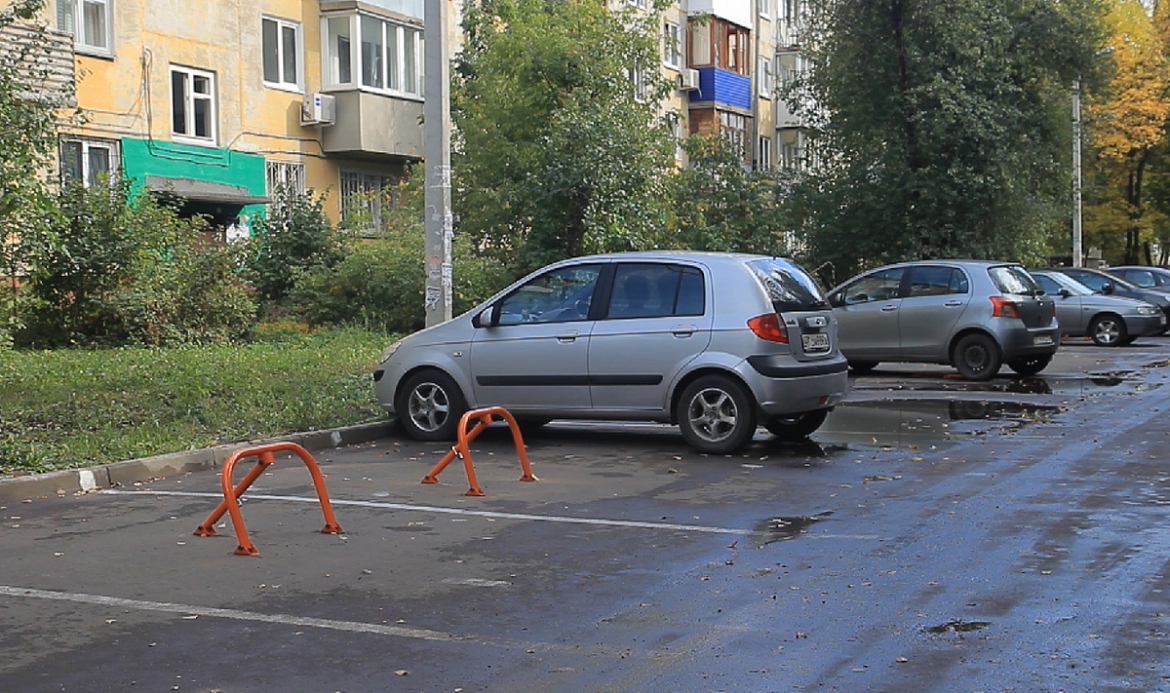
[0,328,395,474]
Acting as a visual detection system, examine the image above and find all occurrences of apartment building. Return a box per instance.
[45,0,433,236]
[39,0,806,232]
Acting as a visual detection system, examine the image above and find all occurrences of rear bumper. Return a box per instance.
[741,354,851,416]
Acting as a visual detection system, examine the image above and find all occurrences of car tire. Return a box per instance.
[395,369,467,442]
[1089,314,1126,347]
[677,375,757,454]
[952,333,1002,381]
[847,360,879,374]
[764,409,829,440]
[1006,354,1052,377]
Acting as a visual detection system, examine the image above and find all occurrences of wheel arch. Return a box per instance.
[667,366,755,425]
[946,327,1002,365]
[393,362,476,415]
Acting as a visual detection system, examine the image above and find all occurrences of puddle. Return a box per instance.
[925,619,991,634]
[813,399,1059,450]
[751,511,833,546]
[854,371,1152,396]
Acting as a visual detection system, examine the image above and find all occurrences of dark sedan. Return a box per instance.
[1043,267,1170,332]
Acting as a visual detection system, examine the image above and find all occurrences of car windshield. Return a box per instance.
[748,258,828,312]
[988,265,1042,296]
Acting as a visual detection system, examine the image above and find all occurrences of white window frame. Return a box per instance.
[57,0,112,56]
[758,135,772,171]
[262,16,303,92]
[757,55,772,98]
[60,137,119,187]
[323,13,424,98]
[170,65,218,145]
[758,0,771,19]
[663,21,682,70]
[627,64,650,102]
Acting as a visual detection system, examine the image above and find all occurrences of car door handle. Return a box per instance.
[880,304,898,312]
[556,330,580,343]
[944,300,963,307]
[671,325,695,337]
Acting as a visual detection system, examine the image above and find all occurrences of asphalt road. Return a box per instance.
[3,338,1170,692]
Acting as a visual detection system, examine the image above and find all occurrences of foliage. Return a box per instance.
[288,168,511,331]
[1082,0,1170,264]
[0,0,77,347]
[0,328,389,473]
[784,0,1107,281]
[16,180,256,347]
[245,187,347,306]
[453,0,677,274]
[664,136,793,255]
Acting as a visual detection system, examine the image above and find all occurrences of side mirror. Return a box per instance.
[828,291,844,308]
[472,305,497,328]
[1059,288,1072,298]
[1101,281,1114,295]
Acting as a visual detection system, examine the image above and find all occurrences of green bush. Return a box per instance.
[245,187,346,306]
[16,180,256,348]
[288,169,511,332]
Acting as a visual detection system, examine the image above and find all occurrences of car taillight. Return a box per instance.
[990,296,1020,319]
[748,313,789,343]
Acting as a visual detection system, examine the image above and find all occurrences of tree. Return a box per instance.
[1083,0,1170,264]
[784,0,1107,281]
[453,0,677,274]
[0,0,76,343]
[665,135,793,255]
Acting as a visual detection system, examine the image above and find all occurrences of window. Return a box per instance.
[758,0,771,19]
[690,21,711,66]
[757,55,772,97]
[663,21,682,69]
[327,14,424,96]
[262,17,301,90]
[907,266,969,297]
[758,136,772,170]
[627,64,649,102]
[689,19,748,74]
[61,138,118,187]
[842,268,905,305]
[498,265,602,325]
[340,169,396,231]
[57,0,111,54]
[266,160,306,196]
[170,65,216,143]
[720,111,748,161]
[607,264,704,319]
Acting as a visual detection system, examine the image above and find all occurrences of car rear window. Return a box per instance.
[988,265,1043,296]
[747,258,828,312]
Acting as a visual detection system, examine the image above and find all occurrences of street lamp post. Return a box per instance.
[424,0,452,326]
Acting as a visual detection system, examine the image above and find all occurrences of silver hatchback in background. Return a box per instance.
[373,251,850,454]
[826,260,1060,380]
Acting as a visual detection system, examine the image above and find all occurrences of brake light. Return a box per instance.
[748,313,789,343]
[990,296,1020,319]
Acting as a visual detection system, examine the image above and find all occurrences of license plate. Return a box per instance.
[802,332,830,352]
[1033,335,1054,346]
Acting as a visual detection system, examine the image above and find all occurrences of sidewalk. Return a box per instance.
[0,421,392,502]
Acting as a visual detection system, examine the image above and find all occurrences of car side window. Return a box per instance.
[1034,275,1061,294]
[1067,270,1104,291]
[606,263,704,319]
[842,268,904,304]
[1125,270,1155,288]
[497,264,602,325]
[907,266,968,297]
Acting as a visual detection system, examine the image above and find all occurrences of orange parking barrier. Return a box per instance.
[421,407,537,496]
[193,442,343,556]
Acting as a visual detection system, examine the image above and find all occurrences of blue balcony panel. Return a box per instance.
[689,67,752,111]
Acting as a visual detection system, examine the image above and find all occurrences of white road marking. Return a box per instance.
[0,585,459,641]
[104,489,757,535]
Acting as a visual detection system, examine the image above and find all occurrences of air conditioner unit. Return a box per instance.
[301,93,336,127]
[678,68,700,92]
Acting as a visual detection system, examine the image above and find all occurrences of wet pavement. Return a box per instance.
[3,338,1170,691]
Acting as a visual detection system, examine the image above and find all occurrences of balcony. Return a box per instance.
[688,67,752,111]
[0,23,75,107]
[319,90,423,161]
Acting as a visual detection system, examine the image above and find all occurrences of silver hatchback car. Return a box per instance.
[373,251,850,454]
[826,260,1060,380]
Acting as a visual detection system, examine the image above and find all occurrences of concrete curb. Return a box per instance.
[0,422,393,502]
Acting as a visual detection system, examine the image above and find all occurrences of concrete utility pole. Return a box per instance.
[424,0,453,326]
[1072,78,1083,268]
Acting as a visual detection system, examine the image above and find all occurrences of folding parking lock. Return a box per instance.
[422,407,538,496]
[193,442,343,556]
